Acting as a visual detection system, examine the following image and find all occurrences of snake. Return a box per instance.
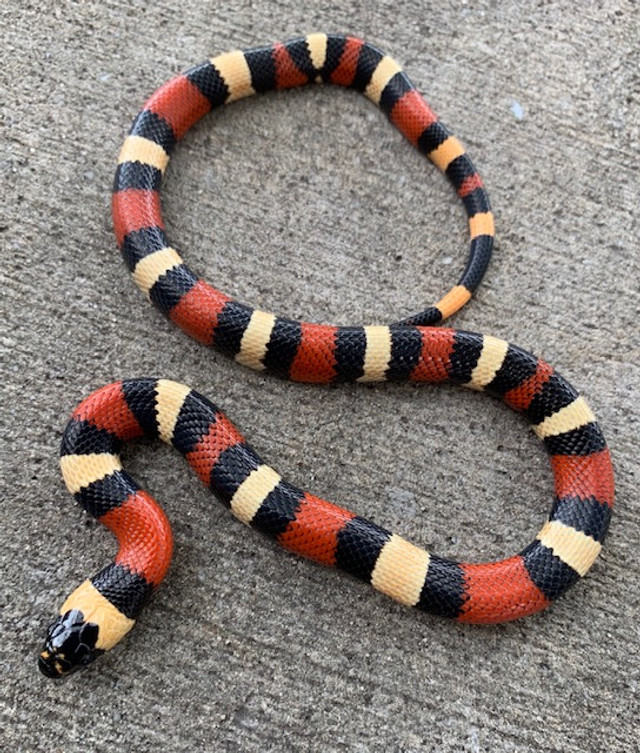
[38,34,615,678]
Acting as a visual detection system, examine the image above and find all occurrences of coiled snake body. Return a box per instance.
[39,34,614,678]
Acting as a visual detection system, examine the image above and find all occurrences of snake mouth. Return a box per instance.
[38,651,68,679]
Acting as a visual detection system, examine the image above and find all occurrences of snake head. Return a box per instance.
[39,609,102,678]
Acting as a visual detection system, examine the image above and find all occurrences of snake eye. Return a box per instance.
[39,609,102,678]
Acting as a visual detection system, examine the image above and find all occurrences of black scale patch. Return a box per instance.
[149,264,198,313]
[416,555,466,619]
[335,516,391,582]
[113,162,162,192]
[549,495,612,543]
[526,372,578,426]
[543,423,607,456]
[171,390,220,456]
[262,318,303,377]
[386,327,423,380]
[418,121,451,156]
[284,37,316,79]
[75,470,140,519]
[351,43,384,91]
[251,480,306,538]
[91,563,152,619]
[121,378,160,438]
[185,61,229,108]
[334,327,367,381]
[378,71,414,116]
[520,540,580,601]
[445,154,477,192]
[486,344,539,397]
[449,331,484,383]
[458,236,493,292]
[209,442,262,506]
[322,34,347,80]
[212,301,254,357]
[461,188,491,218]
[244,45,277,92]
[130,109,177,153]
[60,419,121,457]
[120,226,170,270]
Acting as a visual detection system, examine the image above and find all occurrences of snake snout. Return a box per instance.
[39,609,101,678]
[38,652,66,678]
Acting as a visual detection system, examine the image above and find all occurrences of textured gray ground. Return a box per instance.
[1,1,639,751]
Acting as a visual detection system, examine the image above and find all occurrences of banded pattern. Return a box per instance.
[39,34,614,678]
[41,347,614,675]
[113,33,495,347]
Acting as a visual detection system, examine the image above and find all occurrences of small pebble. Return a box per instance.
[510,100,525,120]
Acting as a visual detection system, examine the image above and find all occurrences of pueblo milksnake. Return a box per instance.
[39,34,614,678]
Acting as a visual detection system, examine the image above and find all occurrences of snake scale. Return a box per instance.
[39,34,614,678]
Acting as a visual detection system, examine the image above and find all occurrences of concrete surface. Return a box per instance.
[1,1,638,751]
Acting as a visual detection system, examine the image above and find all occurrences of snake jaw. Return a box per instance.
[39,609,102,678]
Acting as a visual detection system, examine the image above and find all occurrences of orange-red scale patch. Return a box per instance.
[458,174,484,198]
[459,556,549,623]
[289,323,338,383]
[390,89,438,146]
[278,492,355,566]
[328,37,363,87]
[169,280,231,345]
[410,328,456,382]
[551,449,615,507]
[185,413,246,486]
[503,359,554,413]
[72,382,144,441]
[102,490,173,585]
[112,189,164,248]
[273,43,308,89]
[144,75,212,140]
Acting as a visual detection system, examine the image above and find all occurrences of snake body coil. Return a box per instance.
[39,34,614,678]
[112,32,494,333]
